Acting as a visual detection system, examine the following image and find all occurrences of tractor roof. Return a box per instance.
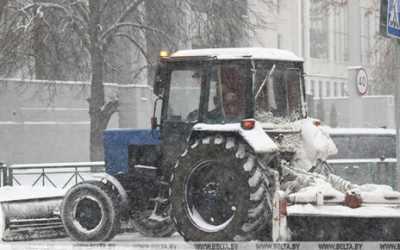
[171,47,303,62]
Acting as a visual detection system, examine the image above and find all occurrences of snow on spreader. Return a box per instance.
[273,161,400,241]
[0,186,67,241]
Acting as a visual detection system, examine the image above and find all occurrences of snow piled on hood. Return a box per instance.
[294,120,338,170]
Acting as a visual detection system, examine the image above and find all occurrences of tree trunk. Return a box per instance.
[88,45,120,162]
[89,46,108,162]
[87,0,110,162]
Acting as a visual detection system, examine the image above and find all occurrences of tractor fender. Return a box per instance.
[87,173,129,210]
[191,121,279,154]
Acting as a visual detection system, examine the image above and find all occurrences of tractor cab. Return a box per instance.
[153,47,306,126]
[152,48,306,167]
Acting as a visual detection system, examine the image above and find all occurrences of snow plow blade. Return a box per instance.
[1,197,66,241]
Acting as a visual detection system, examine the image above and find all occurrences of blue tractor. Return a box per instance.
[61,47,315,241]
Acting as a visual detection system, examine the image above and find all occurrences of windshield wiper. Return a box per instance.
[255,64,275,99]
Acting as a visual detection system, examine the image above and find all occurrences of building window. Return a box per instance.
[310,1,329,60]
[333,6,348,62]
[310,80,315,96]
[319,81,324,97]
[361,7,378,65]
[341,82,348,96]
[326,81,331,97]
[334,82,338,96]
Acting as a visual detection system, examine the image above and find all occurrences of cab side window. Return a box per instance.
[168,69,202,122]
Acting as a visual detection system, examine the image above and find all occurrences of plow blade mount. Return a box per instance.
[1,197,66,241]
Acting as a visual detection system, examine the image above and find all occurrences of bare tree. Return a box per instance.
[310,0,395,95]
[310,0,348,15]
[363,0,396,95]
[0,0,169,161]
[0,0,276,161]
[184,0,276,48]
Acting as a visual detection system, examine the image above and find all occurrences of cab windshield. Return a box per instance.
[254,62,303,122]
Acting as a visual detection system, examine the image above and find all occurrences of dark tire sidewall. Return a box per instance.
[170,140,252,241]
[61,181,120,241]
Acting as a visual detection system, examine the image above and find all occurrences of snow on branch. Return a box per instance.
[20,2,69,14]
[69,0,89,22]
[101,98,120,120]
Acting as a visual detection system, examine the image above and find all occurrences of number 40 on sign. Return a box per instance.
[356,68,368,96]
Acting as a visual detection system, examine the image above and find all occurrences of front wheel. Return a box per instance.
[61,181,120,241]
[169,136,274,241]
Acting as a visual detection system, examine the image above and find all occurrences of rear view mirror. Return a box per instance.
[153,65,165,95]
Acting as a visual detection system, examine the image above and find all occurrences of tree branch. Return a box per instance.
[115,0,145,24]
[72,21,91,48]
[101,98,120,121]
[69,0,89,22]
[20,2,69,13]
[113,33,152,64]
[100,22,165,42]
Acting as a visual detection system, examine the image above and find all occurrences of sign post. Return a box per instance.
[348,0,363,128]
[385,0,400,190]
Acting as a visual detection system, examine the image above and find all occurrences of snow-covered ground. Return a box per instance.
[0,232,186,250]
[0,186,395,250]
[0,233,390,250]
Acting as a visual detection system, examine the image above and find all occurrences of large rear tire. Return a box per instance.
[61,181,120,241]
[169,136,274,241]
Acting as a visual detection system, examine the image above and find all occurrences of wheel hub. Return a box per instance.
[73,196,104,232]
[204,182,219,200]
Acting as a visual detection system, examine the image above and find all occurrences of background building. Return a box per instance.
[0,0,395,166]
[250,0,394,128]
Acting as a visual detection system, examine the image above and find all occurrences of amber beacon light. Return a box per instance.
[160,51,168,58]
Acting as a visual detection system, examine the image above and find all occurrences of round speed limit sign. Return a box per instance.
[356,68,368,96]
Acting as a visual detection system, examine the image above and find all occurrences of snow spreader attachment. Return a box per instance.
[0,187,67,241]
[273,161,400,241]
[61,47,400,242]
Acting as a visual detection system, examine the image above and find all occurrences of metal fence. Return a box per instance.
[7,162,105,188]
[328,158,397,190]
[2,159,398,190]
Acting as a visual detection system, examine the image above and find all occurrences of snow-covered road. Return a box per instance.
[0,232,187,250]
[0,234,386,250]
